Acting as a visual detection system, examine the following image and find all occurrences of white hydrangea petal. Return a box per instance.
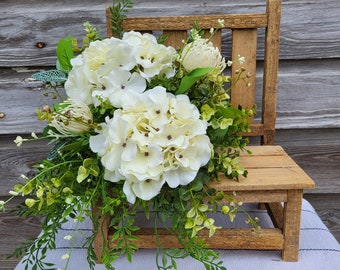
[89,133,106,156]
[163,170,181,188]
[105,39,137,70]
[101,145,122,172]
[121,140,137,162]
[104,169,123,183]
[131,178,165,201]
[194,135,213,166]
[92,69,146,108]
[120,147,163,182]
[108,111,129,144]
[123,181,136,204]
[164,168,198,187]
[65,65,93,105]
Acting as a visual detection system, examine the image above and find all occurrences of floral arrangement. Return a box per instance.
[2,1,257,270]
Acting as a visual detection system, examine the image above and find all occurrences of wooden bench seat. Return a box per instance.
[97,146,314,261]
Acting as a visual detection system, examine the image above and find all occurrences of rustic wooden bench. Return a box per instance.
[94,0,315,262]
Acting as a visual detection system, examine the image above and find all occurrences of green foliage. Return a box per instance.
[109,0,134,38]
[176,67,215,95]
[31,70,67,83]
[56,35,74,73]
[82,22,102,49]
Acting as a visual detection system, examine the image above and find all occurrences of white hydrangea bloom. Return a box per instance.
[65,39,115,105]
[122,31,177,80]
[65,37,139,106]
[90,87,212,203]
[92,68,146,107]
[65,33,177,107]
[181,38,226,73]
[83,38,137,72]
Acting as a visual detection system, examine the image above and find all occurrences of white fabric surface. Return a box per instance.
[15,199,340,270]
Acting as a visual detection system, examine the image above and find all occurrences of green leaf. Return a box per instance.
[56,35,74,73]
[171,258,177,269]
[162,253,168,267]
[186,208,196,218]
[32,70,67,83]
[77,166,89,183]
[191,179,203,192]
[176,67,214,94]
[179,188,192,201]
[126,252,133,263]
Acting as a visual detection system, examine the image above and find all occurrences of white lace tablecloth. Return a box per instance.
[15,199,340,270]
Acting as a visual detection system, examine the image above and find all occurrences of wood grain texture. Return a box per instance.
[212,146,315,192]
[0,197,43,270]
[0,135,51,193]
[0,0,340,67]
[106,227,285,249]
[275,128,340,194]
[282,189,303,261]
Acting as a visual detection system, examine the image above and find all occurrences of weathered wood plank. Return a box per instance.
[107,227,284,249]
[0,0,339,66]
[0,67,58,134]
[0,197,43,269]
[276,129,340,195]
[0,135,52,196]
[257,59,340,129]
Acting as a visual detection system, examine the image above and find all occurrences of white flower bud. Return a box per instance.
[218,19,225,27]
[63,235,72,241]
[9,190,19,196]
[61,253,70,260]
[13,136,28,147]
[238,54,246,64]
[31,132,38,139]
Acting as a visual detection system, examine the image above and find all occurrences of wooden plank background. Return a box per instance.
[0,0,339,268]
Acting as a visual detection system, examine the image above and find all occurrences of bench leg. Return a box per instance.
[282,189,303,261]
[265,202,284,229]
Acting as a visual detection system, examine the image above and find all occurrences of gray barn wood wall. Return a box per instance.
[0,0,339,257]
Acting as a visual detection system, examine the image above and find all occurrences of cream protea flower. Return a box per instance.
[48,99,93,137]
[181,38,226,73]
[90,87,212,203]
